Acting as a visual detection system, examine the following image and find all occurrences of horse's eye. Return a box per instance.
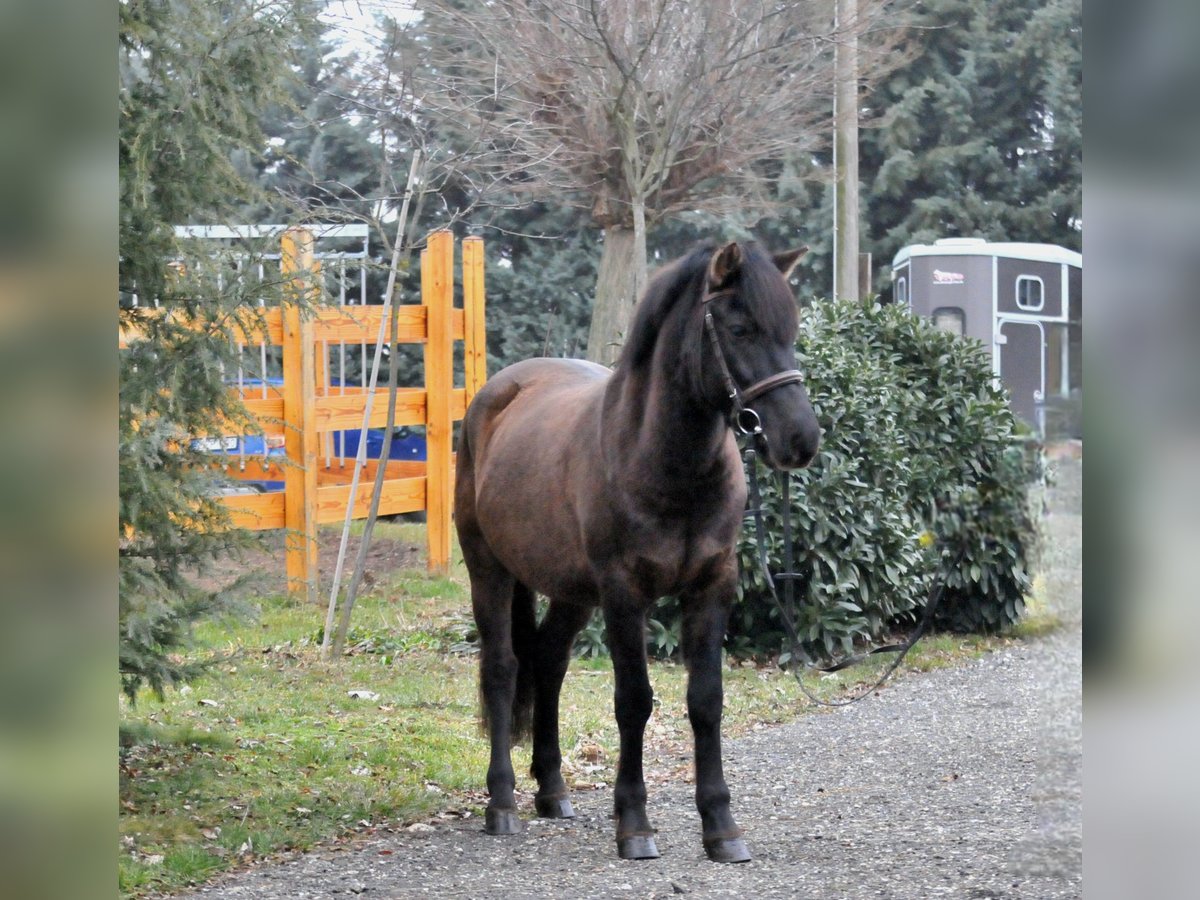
[729,323,751,339]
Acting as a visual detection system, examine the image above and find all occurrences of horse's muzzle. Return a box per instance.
[759,418,820,471]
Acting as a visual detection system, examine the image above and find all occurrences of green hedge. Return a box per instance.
[729,299,1040,662]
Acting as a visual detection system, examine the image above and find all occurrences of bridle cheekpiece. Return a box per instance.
[702,286,805,435]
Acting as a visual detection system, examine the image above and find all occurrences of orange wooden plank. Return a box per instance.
[281,228,319,601]
[239,396,285,432]
[122,304,449,348]
[311,305,428,344]
[229,307,284,345]
[462,235,487,407]
[316,458,426,485]
[315,477,426,524]
[119,307,284,347]
[313,387,427,432]
[213,457,426,486]
[220,491,286,530]
[423,232,455,573]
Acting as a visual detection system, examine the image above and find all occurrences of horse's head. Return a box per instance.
[698,241,821,470]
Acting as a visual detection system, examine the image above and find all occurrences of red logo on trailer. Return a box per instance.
[933,269,964,285]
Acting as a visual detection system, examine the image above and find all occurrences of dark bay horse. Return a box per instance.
[454,241,820,863]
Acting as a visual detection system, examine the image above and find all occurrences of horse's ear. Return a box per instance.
[773,246,809,280]
[708,242,743,287]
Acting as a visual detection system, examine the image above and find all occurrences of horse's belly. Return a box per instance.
[475,477,595,600]
[471,430,601,601]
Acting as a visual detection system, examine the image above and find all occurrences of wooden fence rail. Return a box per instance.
[121,228,486,600]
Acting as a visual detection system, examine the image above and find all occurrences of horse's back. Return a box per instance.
[481,357,610,400]
[462,358,608,457]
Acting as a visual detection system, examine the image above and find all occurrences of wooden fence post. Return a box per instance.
[423,231,454,573]
[462,235,487,407]
[281,228,319,601]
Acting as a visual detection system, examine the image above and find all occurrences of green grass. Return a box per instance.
[119,529,1061,898]
[1008,573,1065,639]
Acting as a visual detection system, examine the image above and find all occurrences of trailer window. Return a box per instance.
[895,275,908,305]
[1016,275,1045,312]
[932,306,964,337]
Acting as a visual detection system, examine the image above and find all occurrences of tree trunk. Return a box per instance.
[585,222,644,367]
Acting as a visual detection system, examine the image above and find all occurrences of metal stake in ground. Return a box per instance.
[321,151,423,660]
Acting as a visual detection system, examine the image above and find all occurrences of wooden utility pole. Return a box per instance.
[833,0,860,301]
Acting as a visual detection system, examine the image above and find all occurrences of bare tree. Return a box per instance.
[420,0,905,364]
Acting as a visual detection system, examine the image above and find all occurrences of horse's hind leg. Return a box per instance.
[463,546,523,835]
[531,599,593,819]
[681,583,750,863]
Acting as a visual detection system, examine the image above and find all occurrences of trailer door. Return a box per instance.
[996,318,1046,431]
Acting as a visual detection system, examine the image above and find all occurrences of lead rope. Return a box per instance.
[741,443,962,707]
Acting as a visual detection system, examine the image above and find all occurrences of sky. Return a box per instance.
[320,0,419,58]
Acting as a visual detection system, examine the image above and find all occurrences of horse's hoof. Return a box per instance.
[617,834,660,860]
[484,807,522,835]
[704,837,752,864]
[535,794,575,819]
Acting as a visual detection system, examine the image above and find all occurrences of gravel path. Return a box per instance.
[184,457,1081,900]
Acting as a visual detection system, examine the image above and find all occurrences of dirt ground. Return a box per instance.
[193,527,423,599]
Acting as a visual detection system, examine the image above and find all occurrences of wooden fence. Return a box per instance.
[122,228,486,600]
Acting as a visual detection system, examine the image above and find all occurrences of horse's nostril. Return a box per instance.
[792,426,820,467]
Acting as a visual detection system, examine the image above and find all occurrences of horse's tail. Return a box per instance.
[509,581,537,744]
[460,381,536,742]
[477,580,537,744]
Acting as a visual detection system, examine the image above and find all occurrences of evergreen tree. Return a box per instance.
[479,203,599,367]
[862,0,1082,297]
[245,3,389,224]
[119,0,313,700]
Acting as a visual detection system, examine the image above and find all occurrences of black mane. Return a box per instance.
[618,243,715,372]
[617,242,798,393]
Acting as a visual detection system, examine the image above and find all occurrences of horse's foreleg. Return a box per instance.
[531,600,593,819]
[603,598,659,860]
[467,559,522,835]
[682,585,751,863]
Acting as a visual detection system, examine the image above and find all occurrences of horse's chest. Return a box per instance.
[625,531,728,599]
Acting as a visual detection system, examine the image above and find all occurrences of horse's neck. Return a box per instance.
[602,365,731,496]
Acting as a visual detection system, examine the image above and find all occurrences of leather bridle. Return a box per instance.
[702,286,805,435]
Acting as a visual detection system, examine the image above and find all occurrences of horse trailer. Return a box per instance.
[890,238,1082,436]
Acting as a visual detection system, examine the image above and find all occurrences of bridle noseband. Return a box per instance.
[702,286,805,435]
